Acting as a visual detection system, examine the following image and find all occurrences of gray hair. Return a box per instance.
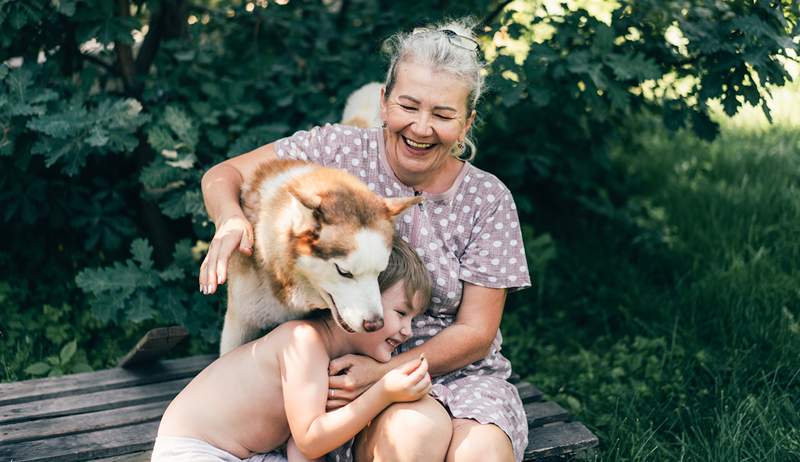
[382,18,485,161]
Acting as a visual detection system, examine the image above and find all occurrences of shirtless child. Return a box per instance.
[153,238,432,462]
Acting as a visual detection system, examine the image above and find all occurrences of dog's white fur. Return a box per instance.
[341,82,383,128]
[221,159,420,355]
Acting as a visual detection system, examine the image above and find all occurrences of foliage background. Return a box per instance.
[1,0,798,459]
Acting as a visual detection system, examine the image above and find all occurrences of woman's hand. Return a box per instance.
[378,355,431,404]
[326,354,390,411]
[199,213,254,294]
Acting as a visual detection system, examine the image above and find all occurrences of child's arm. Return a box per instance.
[279,329,429,460]
[286,436,320,462]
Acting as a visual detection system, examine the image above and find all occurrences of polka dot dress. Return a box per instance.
[275,124,532,462]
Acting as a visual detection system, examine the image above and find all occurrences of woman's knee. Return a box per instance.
[446,419,515,462]
[356,396,452,461]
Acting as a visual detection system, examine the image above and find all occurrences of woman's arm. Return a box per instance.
[327,283,505,408]
[199,143,278,294]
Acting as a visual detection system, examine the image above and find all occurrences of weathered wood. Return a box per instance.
[1,401,169,444]
[516,381,543,403]
[90,452,152,462]
[525,401,570,427]
[0,378,190,425]
[117,326,189,368]
[0,355,214,407]
[0,353,598,461]
[524,422,599,460]
[0,420,158,462]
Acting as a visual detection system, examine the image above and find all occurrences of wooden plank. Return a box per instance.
[89,452,152,462]
[524,422,599,460]
[0,378,189,425]
[90,451,152,462]
[0,355,214,406]
[525,401,569,428]
[0,420,158,462]
[117,326,189,368]
[516,381,543,403]
[1,401,169,444]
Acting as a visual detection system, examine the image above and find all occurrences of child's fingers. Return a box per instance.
[405,357,429,383]
[397,356,423,374]
[410,373,432,397]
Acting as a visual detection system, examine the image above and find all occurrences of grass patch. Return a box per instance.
[504,86,800,460]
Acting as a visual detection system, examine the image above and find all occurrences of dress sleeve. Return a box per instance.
[459,182,532,292]
[273,123,347,169]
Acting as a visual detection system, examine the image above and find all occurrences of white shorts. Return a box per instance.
[151,436,287,462]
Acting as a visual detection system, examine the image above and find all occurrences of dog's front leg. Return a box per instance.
[219,309,262,356]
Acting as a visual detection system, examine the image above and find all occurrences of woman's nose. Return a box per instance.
[410,113,433,137]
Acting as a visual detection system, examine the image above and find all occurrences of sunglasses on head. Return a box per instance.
[411,28,480,54]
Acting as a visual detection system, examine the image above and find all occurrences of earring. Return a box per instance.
[381,120,387,128]
[452,140,465,157]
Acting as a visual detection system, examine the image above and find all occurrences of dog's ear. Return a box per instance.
[288,185,322,211]
[384,196,423,218]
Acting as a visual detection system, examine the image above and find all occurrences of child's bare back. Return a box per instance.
[158,321,313,458]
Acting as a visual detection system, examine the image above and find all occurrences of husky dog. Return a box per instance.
[221,159,421,355]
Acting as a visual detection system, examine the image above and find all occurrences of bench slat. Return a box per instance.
[524,401,569,427]
[524,421,599,460]
[0,421,158,462]
[0,401,169,445]
[516,381,543,403]
[0,378,190,425]
[0,355,214,406]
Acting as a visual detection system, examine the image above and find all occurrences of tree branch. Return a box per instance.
[115,0,137,94]
[479,0,515,30]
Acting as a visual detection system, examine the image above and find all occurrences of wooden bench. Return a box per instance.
[0,328,598,461]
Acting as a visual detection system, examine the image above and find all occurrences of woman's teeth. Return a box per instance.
[404,137,433,149]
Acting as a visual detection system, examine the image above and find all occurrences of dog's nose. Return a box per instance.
[362,318,384,332]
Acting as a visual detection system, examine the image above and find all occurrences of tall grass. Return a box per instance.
[504,85,800,460]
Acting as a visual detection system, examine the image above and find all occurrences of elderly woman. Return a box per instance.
[199,19,531,462]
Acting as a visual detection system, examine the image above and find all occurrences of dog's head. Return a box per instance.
[288,181,421,333]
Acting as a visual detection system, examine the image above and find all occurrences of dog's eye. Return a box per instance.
[335,264,353,279]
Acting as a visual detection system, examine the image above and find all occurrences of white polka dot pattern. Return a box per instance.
[274,124,531,462]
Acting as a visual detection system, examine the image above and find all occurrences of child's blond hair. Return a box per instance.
[378,237,431,315]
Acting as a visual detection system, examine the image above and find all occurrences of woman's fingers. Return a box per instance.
[214,233,241,286]
[328,356,353,376]
[328,373,356,391]
[325,399,349,411]
[203,238,223,294]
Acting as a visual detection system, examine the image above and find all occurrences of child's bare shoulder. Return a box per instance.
[271,320,327,350]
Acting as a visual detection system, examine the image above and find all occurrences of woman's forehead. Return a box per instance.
[392,61,470,109]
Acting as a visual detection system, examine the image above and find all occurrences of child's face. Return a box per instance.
[349,281,416,362]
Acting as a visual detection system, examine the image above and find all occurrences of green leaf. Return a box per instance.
[59,340,77,364]
[57,0,77,16]
[127,291,156,323]
[131,239,154,271]
[24,362,51,376]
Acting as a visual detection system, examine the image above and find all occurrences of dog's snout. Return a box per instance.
[362,318,384,332]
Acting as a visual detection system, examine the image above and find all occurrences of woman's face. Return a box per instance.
[380,61,475,182]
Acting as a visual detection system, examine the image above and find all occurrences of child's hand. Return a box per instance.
[378,355,431,403]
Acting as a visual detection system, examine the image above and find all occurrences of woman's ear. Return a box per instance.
[379,86,388,124]
[462,110,476,137]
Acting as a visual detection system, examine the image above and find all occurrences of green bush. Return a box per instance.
[1,5,799,461]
